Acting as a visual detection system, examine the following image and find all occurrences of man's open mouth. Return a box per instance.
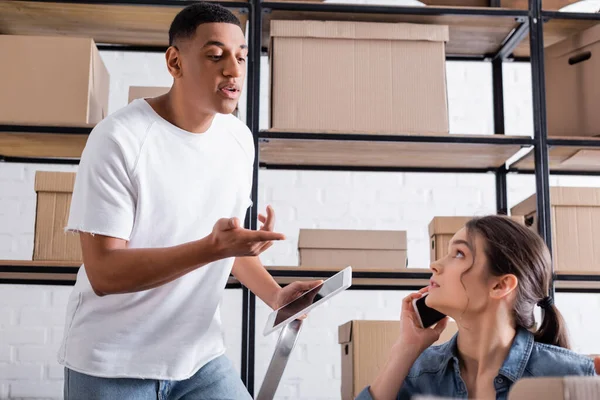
[219,84,240,99]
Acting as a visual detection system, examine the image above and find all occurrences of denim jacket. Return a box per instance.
[356,327,595,400]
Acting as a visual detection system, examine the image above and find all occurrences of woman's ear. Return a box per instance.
[490,274,518,300]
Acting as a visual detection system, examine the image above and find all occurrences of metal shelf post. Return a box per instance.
[528,0,554,297]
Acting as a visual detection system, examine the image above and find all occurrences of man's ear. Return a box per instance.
[166,45,183,79]
[490,274,518,300]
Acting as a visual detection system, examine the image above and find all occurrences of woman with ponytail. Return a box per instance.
[358,215,596,400]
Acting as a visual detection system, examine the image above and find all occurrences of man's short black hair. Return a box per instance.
[169,2,241,46]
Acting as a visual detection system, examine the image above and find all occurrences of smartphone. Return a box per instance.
[412,294,446,328]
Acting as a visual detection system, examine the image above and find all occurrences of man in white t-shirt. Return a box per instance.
[58,3,321,399]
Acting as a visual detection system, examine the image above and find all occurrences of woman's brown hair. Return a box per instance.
[465,215,571,349]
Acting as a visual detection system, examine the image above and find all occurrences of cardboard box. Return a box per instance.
[0,35,109,127]
[508,377,600,400]
[511,187,600,272]
[545,24,600,137]
[339,320,457,400]
[128,86,170,103]
[298,229,407,269]
[270,20,449,135]
[34,171,82,262]
[429,216,526,262]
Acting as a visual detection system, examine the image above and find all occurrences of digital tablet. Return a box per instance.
[263,266,353,336]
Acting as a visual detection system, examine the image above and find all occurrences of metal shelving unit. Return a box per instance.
[1,0,600,396]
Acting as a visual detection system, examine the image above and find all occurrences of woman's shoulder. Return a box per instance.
[527,342,596,377]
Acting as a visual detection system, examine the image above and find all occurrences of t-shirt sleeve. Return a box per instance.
[67,122,137,241]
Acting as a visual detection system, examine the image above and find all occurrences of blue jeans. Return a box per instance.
[64,355,252,400]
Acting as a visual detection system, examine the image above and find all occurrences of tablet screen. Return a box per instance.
[274,271,345,326]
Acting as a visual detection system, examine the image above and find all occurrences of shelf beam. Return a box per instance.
[512,10,600,58]
[97,44,169,53]
[0,0,249,48]
[0,125,91,135]
[259,134,527,171]
[0,132,87,160]
[0,156,80,165]
[3,262,600,292]
[259,164,497,174]
[259,131,533,145]
[0,129,531,168]
[548,137,600,147]
[493,19,529,60]
[13,0,248,6]
[262,2,527,17]
[542,10,600,21]
[510,169,600,177]
[510,139,600,174]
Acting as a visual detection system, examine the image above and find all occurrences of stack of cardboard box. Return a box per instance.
[0,35,109,127]
[0,35,171,262]
[0,34,112,262]
[338,319,458,400]
[544,23,600,170]
[33,171,81,262]
[298,229,408,270]
[511,187,600,273]
[269,20,450,135]
[545,24,600,140]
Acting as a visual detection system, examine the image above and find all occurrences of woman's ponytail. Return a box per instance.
[534,298,571,350]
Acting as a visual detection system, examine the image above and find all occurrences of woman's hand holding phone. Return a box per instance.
[393,287,449,356]
[369,287,450,400]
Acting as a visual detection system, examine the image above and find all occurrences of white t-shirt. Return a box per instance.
[57,99,254,380]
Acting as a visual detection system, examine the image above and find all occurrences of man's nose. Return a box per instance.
[223,55,243,78]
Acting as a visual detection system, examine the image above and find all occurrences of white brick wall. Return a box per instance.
[2,29,600,400]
